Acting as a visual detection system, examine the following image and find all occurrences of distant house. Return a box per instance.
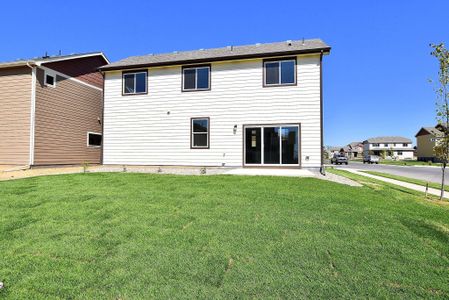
[363,136,413,159]
[0,52,109,166]
[415,124,445,162]
[344,142,363,158]
[327,146,344,157]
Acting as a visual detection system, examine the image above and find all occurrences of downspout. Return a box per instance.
[26,62,37,167]
[100,70,105,165]
[319,51,325,175]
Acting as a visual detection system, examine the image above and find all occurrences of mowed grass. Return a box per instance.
[378,160,440,166]
[362,170,449,192]
[0,173,449,299]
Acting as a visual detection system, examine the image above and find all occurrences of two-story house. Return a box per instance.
[363,136,413,160]
[345,142,363,158]
[0,53,108,167]
[415,124,446,162]
[100,39,331,168]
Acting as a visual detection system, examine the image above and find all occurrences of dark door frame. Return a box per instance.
[242,123,302,168]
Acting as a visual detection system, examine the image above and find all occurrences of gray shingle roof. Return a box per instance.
[424,127,443,136]
[416,126,444,137]
[348,141,362,147]
[100,39,330,71]
[363,136,412,144]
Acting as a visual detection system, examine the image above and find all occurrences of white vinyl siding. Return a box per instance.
[103,55,322,167]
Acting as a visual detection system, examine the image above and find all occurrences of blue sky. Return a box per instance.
[1,0,448,146]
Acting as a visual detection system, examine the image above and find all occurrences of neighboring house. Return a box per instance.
[344,141,363,158]
[100,39,331,168]
[327,146,344,156]
[415,124,445,162]
[0,52,109,166]
[363,136,414,159]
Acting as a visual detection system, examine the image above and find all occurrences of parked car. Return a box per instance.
[363,155,380,164]
[331,153,348,165]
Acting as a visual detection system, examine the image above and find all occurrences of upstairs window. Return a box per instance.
[372,143,380,147]
[45,72,56,87]
[123,71,147,95]
[183,65,210,91]
[87,132,102,147]
[264,58,296,86]
[402,143,408,147]
[384,144,389,147]
[191,118,209,148]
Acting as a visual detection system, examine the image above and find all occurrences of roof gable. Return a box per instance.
[0,52,109,70]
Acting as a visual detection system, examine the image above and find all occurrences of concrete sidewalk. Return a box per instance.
[342,169,449,199]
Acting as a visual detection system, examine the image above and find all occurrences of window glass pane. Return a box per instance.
[135,73,147,93]
[193,119,208,132]
[281,127,298,164]
[193,133,207,147]
[245,128,261,164]
[265,62,279,85]
[88,133,102,146]
[46,74,55,86]
[263,127,280,164]
[124,74,135,94]
[197,67,209,89]
[184,69,196,90]
[281,60,295,84]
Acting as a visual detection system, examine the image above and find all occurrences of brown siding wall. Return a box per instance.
[0,67,31,165]
[33,68,102,165]
[42,56,106,88]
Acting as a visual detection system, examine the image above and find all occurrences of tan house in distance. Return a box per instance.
[0,52,108,167]
[415,124,446,162]
[344,141,363,158]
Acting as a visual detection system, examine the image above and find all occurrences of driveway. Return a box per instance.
[332,161,448,185]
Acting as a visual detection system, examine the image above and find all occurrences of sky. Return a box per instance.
[1,0,448,146]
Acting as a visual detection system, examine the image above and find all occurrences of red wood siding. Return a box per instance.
[42,56,106,88]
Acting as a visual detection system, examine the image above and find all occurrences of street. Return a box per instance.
[331,161,448,185]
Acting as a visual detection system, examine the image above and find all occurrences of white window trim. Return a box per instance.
[87,132,102,148]
[44,70,56,88]
[122,71,148,95]
[191,118,209,148]
[264,59,296,86]
[182,66,210,91]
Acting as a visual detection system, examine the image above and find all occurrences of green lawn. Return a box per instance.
[378,159,440,166]
[362,170,449,192]
[1,173,449,299]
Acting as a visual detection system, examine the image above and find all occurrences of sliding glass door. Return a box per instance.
[244,125,299,166]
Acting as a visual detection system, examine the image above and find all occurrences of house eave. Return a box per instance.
[99,47,331,72]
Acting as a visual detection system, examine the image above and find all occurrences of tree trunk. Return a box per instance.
[441,163,446,200]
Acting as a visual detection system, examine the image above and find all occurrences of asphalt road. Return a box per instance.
[331,161,448,185]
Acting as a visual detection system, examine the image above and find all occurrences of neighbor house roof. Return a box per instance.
[0,52,109,69]
[100,38,331,71]
[328,146,343,151]
[415,126,444,137]
[348,141,362,147]
[363,136,412,144]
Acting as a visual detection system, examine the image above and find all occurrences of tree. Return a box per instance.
[430,43,449,200]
